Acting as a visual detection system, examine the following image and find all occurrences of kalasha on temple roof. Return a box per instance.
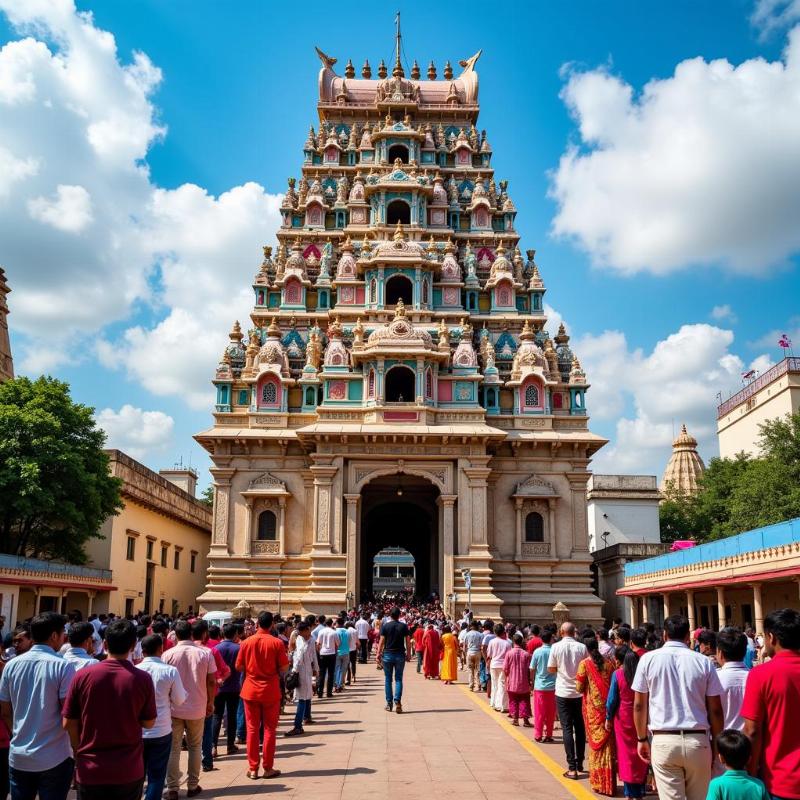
[196,22,605,622]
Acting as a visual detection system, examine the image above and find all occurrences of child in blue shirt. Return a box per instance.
[706,730,769,800]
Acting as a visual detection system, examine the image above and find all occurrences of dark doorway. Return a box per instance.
[385,274,413,306]
[388,144,409,163]
[385,366,415,402]
[360,475,439,598]
[386,199,410,225]
[145,563,155,614]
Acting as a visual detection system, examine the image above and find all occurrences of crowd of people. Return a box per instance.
[0,598,796,800]
[363,596,800,800]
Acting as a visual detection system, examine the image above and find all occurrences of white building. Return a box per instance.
[587,474,666,624]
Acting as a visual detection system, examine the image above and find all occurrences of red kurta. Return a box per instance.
[422,628,441,678]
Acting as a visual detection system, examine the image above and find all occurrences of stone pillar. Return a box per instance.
[716,586,726,629]
[663,592,671,622]
[753,583,764,637]
[344,494,360,599]
[627,596,637,627]
[311,465,338,552]
[242,496,254,557]
[87,591,95,617]
[439,495,457,600]
[641,596,649,624]
[463,465,490,551]
[210,468,235,557]
[686,589,696,631]
[278,496,287,556]
[514,498,524,559]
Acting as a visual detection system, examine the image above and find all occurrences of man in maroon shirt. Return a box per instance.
[742,608,800,800]
[63,618,157,800]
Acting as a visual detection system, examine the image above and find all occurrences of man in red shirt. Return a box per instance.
[235,611,289,780]
[526,624,544,656]
[742,608,800,800]
[62,618,156,799]
[412,623,425,673]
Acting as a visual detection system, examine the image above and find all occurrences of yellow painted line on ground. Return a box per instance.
[458,684,596,800]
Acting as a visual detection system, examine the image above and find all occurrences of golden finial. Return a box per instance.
[427,61,437,80]
[411,60,420,80]
[393,221,405,242]
[520,319,534,341]
[444,60,453,80]
[361,59,372,78]
[394,298,407,317]
[267,317,280,337]
[345,59,355,78]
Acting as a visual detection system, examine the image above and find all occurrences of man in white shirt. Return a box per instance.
[311,614,327,643]
[137,634,187,800]
[355,615,371,663]
[547,622,588,779]
[632,614,724,800]
[346,622,359,684]
[315,619,338,699]
[715,627,748,730]
[63,622,98,671]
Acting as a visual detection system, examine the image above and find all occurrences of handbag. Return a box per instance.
[285,669,300,691]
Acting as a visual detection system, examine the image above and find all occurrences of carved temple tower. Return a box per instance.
[196,39,606,622]
[0,268,13,383]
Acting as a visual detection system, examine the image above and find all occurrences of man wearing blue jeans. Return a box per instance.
[376,607,411,713]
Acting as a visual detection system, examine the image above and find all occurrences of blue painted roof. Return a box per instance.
[624,517,800,578]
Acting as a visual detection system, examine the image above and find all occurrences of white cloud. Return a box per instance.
[0,1,282,407]
[550,27,800,275]
[579,324,746,475]
[28,183,93,232]
[710,304,737,323]
[752,0,800,37]
[96,404,174,461]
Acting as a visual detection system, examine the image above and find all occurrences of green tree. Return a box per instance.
[199,485,214,508]
[0,376,123,563]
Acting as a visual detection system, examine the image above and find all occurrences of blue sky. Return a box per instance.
[1,0,798,484]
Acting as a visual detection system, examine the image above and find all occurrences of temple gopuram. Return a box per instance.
[196,35,606,621]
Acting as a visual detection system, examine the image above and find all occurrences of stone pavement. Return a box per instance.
[118,661,597,800]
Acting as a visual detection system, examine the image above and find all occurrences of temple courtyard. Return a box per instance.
[111,667,590,800]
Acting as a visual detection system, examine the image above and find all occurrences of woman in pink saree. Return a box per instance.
[605,646,649,798]
[421,623,441,679]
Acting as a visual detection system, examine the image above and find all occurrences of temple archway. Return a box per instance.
[385,274,413,306]
[384,365,415,402]
[386,199,411,225]
[388,144,409,164]
[359,474,440,600]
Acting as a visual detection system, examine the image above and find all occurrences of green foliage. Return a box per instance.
[0,376,123,562]
[658,411,800,543]
[199,485,214,508]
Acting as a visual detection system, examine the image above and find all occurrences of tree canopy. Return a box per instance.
[659,411,800,542]
[0,376,123,563]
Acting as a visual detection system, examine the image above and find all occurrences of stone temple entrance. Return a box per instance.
[359,475,439,600]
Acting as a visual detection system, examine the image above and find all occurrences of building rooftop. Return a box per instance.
[588,474,660,499]
[717,357,800,419]
[105,450,212,534]
[624,516,800,578]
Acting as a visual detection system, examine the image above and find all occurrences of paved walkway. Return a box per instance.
[145,662,596,800]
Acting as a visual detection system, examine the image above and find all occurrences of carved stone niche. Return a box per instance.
[512,474,559,560]
[241,472,290,558]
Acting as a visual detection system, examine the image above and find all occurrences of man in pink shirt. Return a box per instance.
[162,620,217,799]
[196,621,230,772]
[486,624,512,712]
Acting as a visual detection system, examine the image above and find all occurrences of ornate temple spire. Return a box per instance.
[660,424,706,497]
[0,267,13,382]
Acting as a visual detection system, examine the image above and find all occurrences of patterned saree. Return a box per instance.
[576,657,616,796]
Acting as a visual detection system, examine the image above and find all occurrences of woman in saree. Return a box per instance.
[606,646,648,799]
[575,636,616,796]
[439,624,458,684]
[421,622,441,679]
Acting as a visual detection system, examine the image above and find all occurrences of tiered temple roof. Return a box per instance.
[660,424,706,497]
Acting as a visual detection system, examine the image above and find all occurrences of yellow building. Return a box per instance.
[84,451,212,617]
[0,452,211,626]
[618,517,800,634]
[717,357,800,458]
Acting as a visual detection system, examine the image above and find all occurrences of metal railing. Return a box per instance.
[717,357,800,418]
